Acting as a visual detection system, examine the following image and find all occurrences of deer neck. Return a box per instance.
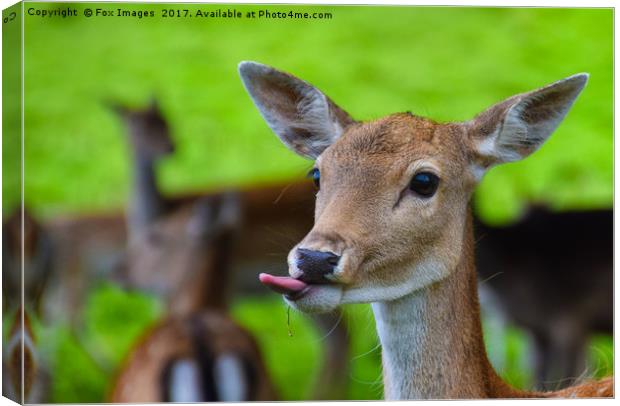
[371,211,523,400]
[129,152,167,238]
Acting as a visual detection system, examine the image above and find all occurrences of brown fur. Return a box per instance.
[35,179,347,399]
[238,63,611,399]
[312,115,613,398]
[109,190,278,401]
[109,312,276,402]
[58,103,348,397]
[42,212,126,327]
[303,115,473,290]
[2,307,49,403]
[3,209,53,316]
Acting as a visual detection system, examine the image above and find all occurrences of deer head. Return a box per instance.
[111,98,175,159]
[240,62,587,314]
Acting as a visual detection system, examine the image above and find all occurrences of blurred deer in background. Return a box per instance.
[2,209,52,403]
[112,100,351,399]
[42,212,126,327]
[110,310,277,402]
[242,62,612,398]
[3,208,54,316]
[112,99,243,301]
[2,307,50,404]
[475,207,613,390]
[110,194,276,401]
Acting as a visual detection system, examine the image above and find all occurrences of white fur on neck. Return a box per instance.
[372,289,430,400]
[368,255,463,400]
[342,257,451,305]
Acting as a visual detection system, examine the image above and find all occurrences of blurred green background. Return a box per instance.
[3,3,613,402]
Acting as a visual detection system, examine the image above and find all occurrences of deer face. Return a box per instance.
[292,116,473,310]
[240,62,587,313]
[114,99,175,158]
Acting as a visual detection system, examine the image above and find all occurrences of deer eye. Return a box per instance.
[307,168,320,189]
[409,172,439,197]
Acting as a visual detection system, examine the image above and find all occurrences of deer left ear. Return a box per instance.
[238,61,355,159]
[469,73,588,172]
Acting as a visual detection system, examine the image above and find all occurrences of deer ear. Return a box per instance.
[148,97,157,111]
[104,99,129,117]
[469,73,588,173]
[238,61,355,159]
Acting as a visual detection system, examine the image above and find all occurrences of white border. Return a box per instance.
[0,1,616,406]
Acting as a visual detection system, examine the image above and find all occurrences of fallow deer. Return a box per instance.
[111,99,239,300]
[109,310,277,402]
[113,101,351,399]
[42,211,126,327]
[475,208,612,390]
[240,61,614,399]
[2,209,52,403]
[2,306,50,404]
[110,101,280,401]
[110,196,277,402]
[3,208,53,317]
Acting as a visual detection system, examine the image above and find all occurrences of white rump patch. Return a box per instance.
[168,359,203,402]
[213,353,247,401]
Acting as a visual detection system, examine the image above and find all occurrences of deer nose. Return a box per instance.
[296,248,340,284]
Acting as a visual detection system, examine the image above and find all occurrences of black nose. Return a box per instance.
[296,248,340,284]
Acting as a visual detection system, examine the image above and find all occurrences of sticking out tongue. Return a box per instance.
[259,273,308,295]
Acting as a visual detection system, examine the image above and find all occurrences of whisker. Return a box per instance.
[350,342,381,362]
[272,184,295,205]
[349,370,384,386]
[479,271,503,285]
[313,312,344,342]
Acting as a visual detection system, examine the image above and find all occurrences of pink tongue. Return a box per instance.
[259,273,308,295]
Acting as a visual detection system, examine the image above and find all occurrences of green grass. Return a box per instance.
[2,2,22,216]
[7,4,612,224]
[35,283,163,402]
[4,4,613,402]
[231,297,385,400]
[231,296,324,400]
[36,284,612,402]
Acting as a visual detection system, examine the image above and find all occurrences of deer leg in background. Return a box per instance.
[199,192,242,310]
[532,331,553,390]
[477,284,509,374]
[311,310,350,400]
[51,257,85,329]
[538,321,589,391]
[167,192,242,315]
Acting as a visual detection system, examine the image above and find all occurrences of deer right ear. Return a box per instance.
[468,73,588,176]
[238,61,355,159]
